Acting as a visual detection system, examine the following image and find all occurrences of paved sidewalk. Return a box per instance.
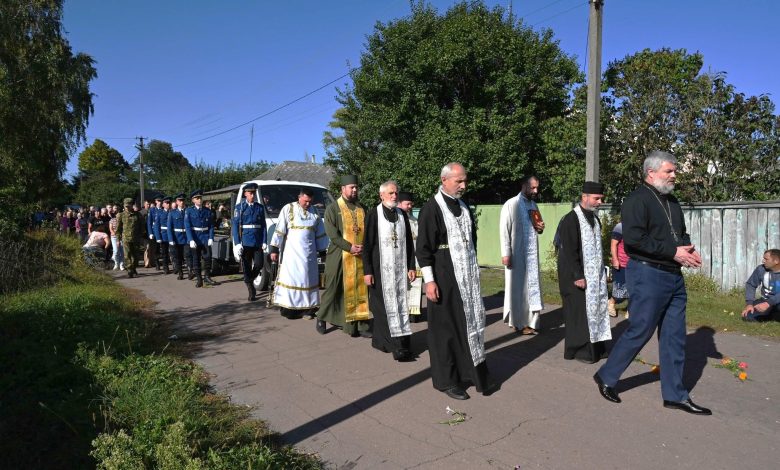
[113,268,779,469]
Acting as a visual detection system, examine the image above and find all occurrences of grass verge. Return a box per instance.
[0,232,321,469]
[479,267,779,338]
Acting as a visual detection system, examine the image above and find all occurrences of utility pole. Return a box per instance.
[586,0,604,182]
[249,124,254,164]
[136,136,146,204]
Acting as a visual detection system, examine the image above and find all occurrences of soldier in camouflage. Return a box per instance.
[117,197,144,278]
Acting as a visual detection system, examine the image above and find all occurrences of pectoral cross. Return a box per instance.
[352,224,361,234]
[391,226,398,248]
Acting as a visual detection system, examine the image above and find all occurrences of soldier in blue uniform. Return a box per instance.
[154,195,172,274]
[232,183,267,301]
[168,193,189,280]
[185,189,219,288]
[147,195,163,270]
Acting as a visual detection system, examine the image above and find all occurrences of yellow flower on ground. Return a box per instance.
[739,372,747,381]
[721,357,732,366]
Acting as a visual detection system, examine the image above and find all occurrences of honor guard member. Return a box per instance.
[147,195,163,270]
[116,198,143,278]
[154,195,172,274]
[232,183,267,301]
[168,193,188,280]
[185,189,218,288]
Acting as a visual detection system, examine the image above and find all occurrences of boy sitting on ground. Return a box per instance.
[742,248,780,322]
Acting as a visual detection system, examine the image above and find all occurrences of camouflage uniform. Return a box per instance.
[117,198,144,277]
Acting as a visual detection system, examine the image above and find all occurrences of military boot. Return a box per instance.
[203,268,219,286]
[246,282,256,301]
[188,268,195,280]
[164,264,170,275]
[177,271,183,280]
[195,272,203,288]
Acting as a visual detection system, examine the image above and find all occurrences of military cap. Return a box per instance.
[398,191,413,202]
[123,197,134,206]
[174,193,185,200]
[340,174,358,186]
[190,189,204,199]
[162,195,172,203]
[582,181,605,194]
[243,183,258,192]
[154,194,163,201]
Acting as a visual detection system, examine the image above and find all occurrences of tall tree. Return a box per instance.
[323,1,581,203]
[602,48,780,202]
[132,140,191,187]
[77,139,130,176]
[0,0,96,209]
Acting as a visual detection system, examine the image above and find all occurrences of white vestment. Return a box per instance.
[573,205,611,342]
[499,193,544,329]
[376,204,412,337]
[270,202,329,309]
[406,213,423,315]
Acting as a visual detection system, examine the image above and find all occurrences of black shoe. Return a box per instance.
[482,382,500,396]
[247,284,256,301]
[393,350,415,362]
[663,399,712,415]
[315,320,327,334]
[177,272,183,280]
[593,373,621,403]
[203,276,218,286]
[359,330,372,338]
[164,266,170,275]
[444,387,470,400]
[195,276,203,288]
[188,271,195,280]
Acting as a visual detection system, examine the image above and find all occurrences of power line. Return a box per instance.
[173,72,352,149]
[531,1,588,27]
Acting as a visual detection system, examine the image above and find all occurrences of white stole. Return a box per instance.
[518,195,543,311]
[434,190,486,366]
[407,214,423,315]
[376,204,412,337]
[573,205,611,343]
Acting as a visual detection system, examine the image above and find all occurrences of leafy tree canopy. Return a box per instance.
[323,0,581,204]
[0,0,96,227]
[132,140,191,186]
[77,139,129,177]
[155,161,274,197]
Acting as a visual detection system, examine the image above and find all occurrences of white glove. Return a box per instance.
[189,240,196,249]
[262,243,268,251]
[149,234,154,240]
[157,240,162,244]
[233,244,243,261]
[169,241,175,246]
[253,273,263,287]
[208,239,213,247]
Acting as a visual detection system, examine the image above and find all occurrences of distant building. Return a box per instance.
[254,160,335,189]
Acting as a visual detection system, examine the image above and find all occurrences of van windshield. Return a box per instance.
[249,184,332,218]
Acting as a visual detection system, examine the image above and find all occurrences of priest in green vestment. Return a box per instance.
[317,175,372,337]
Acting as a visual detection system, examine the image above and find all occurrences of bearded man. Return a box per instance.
[363,181,416,362]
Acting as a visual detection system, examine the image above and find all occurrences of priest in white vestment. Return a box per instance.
[363,181,417,362]
[270,188,329,318]
[398,191,424,321]
[499,175,545,335]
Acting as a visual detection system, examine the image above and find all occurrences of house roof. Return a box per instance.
[254,161,335,188]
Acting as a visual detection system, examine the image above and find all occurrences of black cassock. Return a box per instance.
[416,194,490,392]
[557,207,607,363]
[363,205,416,359]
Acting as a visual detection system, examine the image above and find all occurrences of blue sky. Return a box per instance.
[62,0,779,179]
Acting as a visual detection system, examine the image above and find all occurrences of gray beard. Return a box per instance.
[652,180,675,195]
[382,201,398,209]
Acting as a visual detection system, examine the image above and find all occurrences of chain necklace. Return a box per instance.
[643,184,679,242]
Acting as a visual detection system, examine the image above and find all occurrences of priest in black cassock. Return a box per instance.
[417,163,496,400]
[363,181,417,362]
[557,181,612,363]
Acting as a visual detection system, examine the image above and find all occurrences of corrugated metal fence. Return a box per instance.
[474,200,780,291]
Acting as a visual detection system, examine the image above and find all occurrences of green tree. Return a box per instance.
[0,0,96,220]
[602,48,779,202]
[132,140,191,186]
[323,1,581,204]
[77,139,130,176]
[156,161,274,196]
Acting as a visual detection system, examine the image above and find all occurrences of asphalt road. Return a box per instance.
[113,267,779,469]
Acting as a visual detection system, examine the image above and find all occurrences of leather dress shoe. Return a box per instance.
[444,387,470,400]
[593,373,621,403]
[359,331,373,339]
[482,382,500,396]
[663,399,712,415]
[315,320,327,335]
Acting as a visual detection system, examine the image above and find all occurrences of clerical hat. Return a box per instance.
[340,174,358,186]
[398,191,413,202]
[582,181,605,194]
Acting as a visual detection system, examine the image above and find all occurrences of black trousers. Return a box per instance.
[191,243,211,274]
[241,245,264,283]
[158,242,170,267]
[172,244,185,273]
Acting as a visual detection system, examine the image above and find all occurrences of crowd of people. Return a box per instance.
[59,152,780,411]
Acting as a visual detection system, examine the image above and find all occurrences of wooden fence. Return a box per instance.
[474,200,780,291]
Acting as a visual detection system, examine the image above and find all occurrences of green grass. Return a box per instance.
[479,267,779,338]
[0,232,321,469]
